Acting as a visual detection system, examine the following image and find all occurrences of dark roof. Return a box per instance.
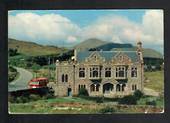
[77,50,139,62]
[111,48,163,59]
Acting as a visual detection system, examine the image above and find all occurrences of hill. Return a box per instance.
[8,38,67,56]
[75,38,163,59]
[74,38,108,51]
[74,38,133,51]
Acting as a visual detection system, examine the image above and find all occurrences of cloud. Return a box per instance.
[8,13,81,45]
[8,10,163,53]
[81,10,163,48]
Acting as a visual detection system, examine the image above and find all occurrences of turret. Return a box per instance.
[137,41,142,52]
[137,41,143,63]
[71,49,77,61]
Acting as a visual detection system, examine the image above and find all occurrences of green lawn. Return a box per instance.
[9,96,163,114]
[144,71,164,92]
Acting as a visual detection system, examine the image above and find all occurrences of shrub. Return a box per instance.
[29,94,41,101]
[8,96,16,103]
[99,106,116,114]
[9,66,17,72]
[134,90,144,100]
[15,96,29,103]
[78,88,89,96]
[146,100,156,106]
[118,95,137,105]
[43,93,55,100]
[96,97,104,103]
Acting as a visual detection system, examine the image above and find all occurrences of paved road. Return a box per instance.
[8,67,33,92]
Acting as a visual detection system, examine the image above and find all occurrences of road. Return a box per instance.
[8,67,33,92]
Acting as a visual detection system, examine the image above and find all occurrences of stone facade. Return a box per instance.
[54,41,144,97]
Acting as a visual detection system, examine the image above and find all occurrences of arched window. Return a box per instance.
[132,85,134,90]
[62,74,65,82]
[105,67,111,77]
[96,84,100,91]
[90,84,95,92]
[132,84,137,90]
[79,68,85,78]
[134,85,137,90]
[103,83,113,93]
[65,74,68,82]
[131,67,137,77]
[122,84,126,91]
[116,84,121,92]
[78,85,81,91]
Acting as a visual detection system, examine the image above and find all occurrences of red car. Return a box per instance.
[28,77,49,89]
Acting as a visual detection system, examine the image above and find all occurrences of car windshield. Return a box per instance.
[30,81,39,85]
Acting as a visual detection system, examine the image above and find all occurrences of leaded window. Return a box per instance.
[105,67,111,77]
[131,67,137,77]
[116,66,126,77]
[90,67,100,77]
[79,67,85,78]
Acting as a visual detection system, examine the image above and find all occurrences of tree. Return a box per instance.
[8,48,18,56]
[134,90,144,100]
[78,88,89,96]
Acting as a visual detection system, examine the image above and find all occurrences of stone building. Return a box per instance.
[54,41,144,97]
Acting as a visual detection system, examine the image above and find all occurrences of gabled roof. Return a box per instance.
[77,50,139,62]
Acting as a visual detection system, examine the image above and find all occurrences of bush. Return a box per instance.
[78,88,89,96]
[134,90,144,100]
[43,93,55,100]
[96,97,104,103]
[99,106,116,114]
[8,96,16,103]
[9,66,17,72]
[29,94,41,101]
[146,100,156,106]
[15,96,29,103]
[118,95,137,105]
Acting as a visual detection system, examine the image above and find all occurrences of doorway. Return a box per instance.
[67,88,72,96]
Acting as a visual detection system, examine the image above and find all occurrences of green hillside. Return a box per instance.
[143,48,163,59]
[8,38,67,56]
[74,38,108,51]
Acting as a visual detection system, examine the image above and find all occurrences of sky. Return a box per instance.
[8,9,164,54]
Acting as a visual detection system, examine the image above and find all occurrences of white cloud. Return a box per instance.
[8,10,163,53]
[8,13,81,45]
[81,10,163,48]
[66,36,78,43]
[141,10,163,45]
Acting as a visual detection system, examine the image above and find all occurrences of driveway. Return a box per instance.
[8,67,33,92]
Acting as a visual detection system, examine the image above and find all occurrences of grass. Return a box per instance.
[9,96,164,114]
[8,38,67,56]
[144,70,164,92]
